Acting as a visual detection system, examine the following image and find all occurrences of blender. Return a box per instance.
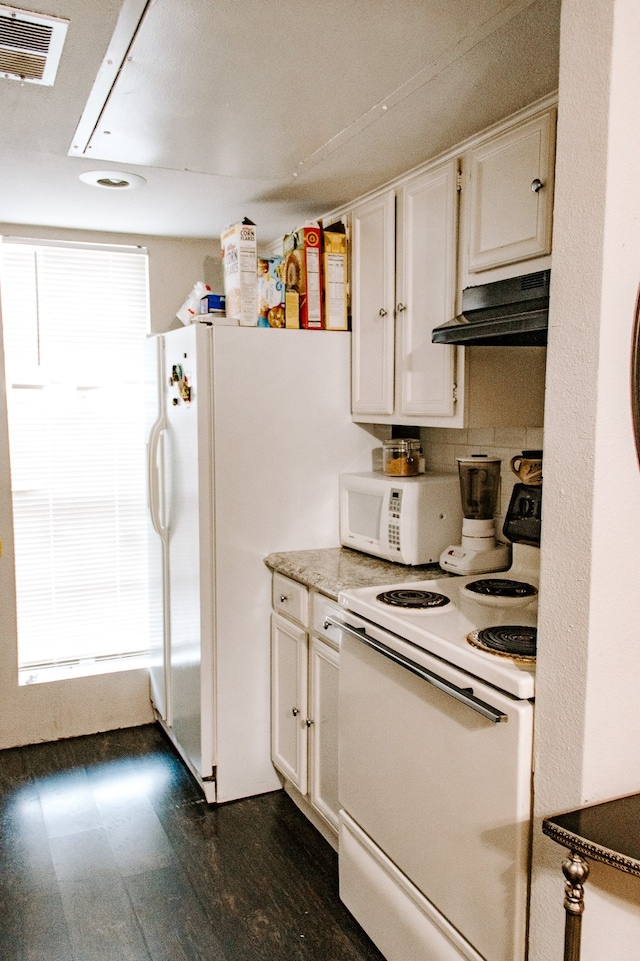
[440,455,511,574]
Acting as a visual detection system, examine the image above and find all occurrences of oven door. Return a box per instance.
[336,614,534,961]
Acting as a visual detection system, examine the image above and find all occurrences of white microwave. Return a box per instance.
[339,471,462,566]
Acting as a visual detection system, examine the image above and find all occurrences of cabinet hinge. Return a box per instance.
[453,383,458,404]
[456,169,463,193]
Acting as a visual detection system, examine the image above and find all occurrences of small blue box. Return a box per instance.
[200,293,226,314]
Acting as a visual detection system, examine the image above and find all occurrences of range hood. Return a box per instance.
[432,270,550,346]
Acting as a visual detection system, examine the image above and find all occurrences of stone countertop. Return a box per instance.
[264,547,444,601]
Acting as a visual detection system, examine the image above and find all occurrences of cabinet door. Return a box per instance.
[308,635,340,832]
[396,161,458,418]
[351,191,396,416]
[271,614,308,794]
[466,110,555,273]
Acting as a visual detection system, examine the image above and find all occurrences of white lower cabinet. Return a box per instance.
[270,575,341,842]
[308,634,340,831]
[271,613,308,792]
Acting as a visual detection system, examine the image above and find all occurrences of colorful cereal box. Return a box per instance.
[282,225,323,329]
[323,225,348,330]
[257,257,285,327]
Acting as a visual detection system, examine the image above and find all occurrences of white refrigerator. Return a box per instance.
[146,322,377,803]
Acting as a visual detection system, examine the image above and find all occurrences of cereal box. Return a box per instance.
[282,224,323,330]
[323,225,348,330]
[221,218,257,326]
[256,257,285,327]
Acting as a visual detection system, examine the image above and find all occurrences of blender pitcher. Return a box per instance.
[458,456,501,519]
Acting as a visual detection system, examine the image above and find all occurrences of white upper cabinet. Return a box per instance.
[396,163,458,418]
[351,160,462,426]
[463,108,556,277]
[345,99,556,429]
[351,191,396,417]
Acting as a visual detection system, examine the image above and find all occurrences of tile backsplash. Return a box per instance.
[420,426,544,537]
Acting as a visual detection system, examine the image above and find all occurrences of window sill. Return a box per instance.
[19,652,150,686]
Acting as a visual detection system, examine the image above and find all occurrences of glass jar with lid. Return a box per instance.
[383,439,421,476]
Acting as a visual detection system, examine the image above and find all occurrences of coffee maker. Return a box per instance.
[440,455,511,574]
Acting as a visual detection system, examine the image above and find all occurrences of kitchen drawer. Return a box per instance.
[272,573,308,626]
[311,593,342,649]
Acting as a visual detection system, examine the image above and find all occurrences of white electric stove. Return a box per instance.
[334,485,542,961]
[338,541,539,699]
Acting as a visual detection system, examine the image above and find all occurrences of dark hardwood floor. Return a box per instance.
[0,723,384,961]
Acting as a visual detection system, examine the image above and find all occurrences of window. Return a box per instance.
[0,238,151,684]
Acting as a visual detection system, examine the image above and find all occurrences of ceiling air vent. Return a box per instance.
[0,5,68,85]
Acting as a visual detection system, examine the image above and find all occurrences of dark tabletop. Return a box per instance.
[542,793,640,877]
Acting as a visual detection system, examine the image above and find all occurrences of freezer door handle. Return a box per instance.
[328,617,508,723]
[148,415,169,541]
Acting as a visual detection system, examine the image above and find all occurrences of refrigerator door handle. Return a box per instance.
[148,414,169,541]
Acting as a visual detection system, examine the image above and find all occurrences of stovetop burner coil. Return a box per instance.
[465,578,538,599]
[467,625,537,661]
[376,588,451,610]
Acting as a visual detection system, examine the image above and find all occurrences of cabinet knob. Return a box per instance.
[396,303,407,312]
[323,619,331,630]
[378,308,387,317]
[531,178,544,193]
[305,718,314,728]
[292,707,300,717]
[280,594,289,603]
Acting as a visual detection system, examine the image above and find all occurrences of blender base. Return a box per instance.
[439,541,511,575]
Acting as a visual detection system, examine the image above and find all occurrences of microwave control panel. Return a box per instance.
[388,488,402,552]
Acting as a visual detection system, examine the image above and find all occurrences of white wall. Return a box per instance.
[421,423,544,537]
[0,223,217,746]
[421,344,547,532]
[529,1,640,957]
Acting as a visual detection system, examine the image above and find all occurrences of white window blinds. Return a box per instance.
[0,239,151,683]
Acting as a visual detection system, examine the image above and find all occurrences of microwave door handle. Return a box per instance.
[329,617,507,724]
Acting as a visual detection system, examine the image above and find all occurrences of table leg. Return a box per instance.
[562,850,590,961]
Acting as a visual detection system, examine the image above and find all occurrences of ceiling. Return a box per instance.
[0,0,561,246]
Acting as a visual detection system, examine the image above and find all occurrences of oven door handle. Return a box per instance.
[329,617,508,723]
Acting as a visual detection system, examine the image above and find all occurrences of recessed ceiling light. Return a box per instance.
[79,170,146,190]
